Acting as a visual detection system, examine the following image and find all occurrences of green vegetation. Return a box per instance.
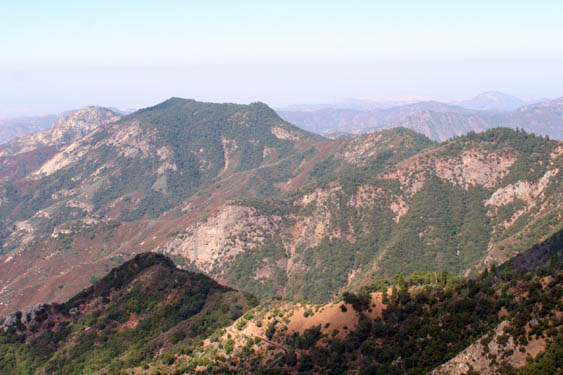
[1,237,561,375]
[207,128,562,304]
[0,98,316,236]
[233,253,562,375]
[0,253,251,375]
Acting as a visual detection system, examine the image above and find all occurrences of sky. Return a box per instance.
[1,0,562,116]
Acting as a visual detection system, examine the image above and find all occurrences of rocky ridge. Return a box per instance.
[0,106,121,157]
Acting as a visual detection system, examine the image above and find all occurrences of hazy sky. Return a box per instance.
[1,0,562,116]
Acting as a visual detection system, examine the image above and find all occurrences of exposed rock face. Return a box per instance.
[486,169,559,207]
[1,303,47,332]
[334,128,429,165]
[160,185,347,286]
[432,320,546,375]
[384,148,516,192]
[434,149,516,189]
[290,186,345,251]
[33,118,156,177]
[336,132,388,165]
[34,107,121,147]
[271,126,301,141]
[153,130,562,302]
[161,205,282,272]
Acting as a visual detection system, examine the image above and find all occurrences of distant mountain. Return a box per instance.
[456,91,526,111]
[0,107,121,182]
[0,114,63,144]
[279,101,478,139]
[278,97,563,141]
[276,97,430,112]
[377,111,491,141]
[277,108,376,134]
[0,106,121,157]
[501,96,563,139]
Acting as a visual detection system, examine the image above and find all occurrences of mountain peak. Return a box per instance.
[130,97,313,141]
[53,106,120,127]
[35,106,121,146]
[0,106,121,158]
[80,252,223,302]
[458,91,525,111]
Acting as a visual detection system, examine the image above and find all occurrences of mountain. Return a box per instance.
[278,97,563,141]
[0,96,561,374]
[0,98,325,314]
[278,101,475,138]
[0,253,254,374]
[277,108,377,134]
[0,114,63,145]
[0,98,315,228]
[275,97,429,112]
[0,98,561,318]
[0,107,121,183]
[456,91,526,111]
[159,128,562,303]
[2,240,561,374]
[499,97,563,139]
[0,106,122,157]
[377,111,491,141]
[203,236,562,375]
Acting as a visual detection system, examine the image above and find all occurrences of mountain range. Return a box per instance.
[278,93,562,141]
[455,91,527,111]
[276,91,532,113]
[0,97,561,374]
[0,98,561,311]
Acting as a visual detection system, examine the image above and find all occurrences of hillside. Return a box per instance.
[0,106,121,157]
[278,97,563,141]
[198,239,562,375]
[3,236,560,375]
[0,99,314,223]
[222,241,562,375]
[0,253,254,375]
[0,98,330,314]
[160,128,562,303]
[0,98,561,317]
[0,98,316,230]
[0,107,121,182]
